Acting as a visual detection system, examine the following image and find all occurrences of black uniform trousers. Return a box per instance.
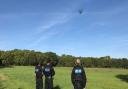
[45,77,53,89]
[74,81,84,89]
[36,78,43,89]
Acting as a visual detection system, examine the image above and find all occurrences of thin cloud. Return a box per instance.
[36,13,75,34]
[35,0,84,34]
[29,13,77,48]
[29,31,59,48]
[27,0,85,48]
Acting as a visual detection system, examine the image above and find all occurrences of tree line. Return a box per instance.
[0,49,128,68]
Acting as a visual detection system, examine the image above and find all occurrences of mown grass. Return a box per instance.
[0,66,128,89]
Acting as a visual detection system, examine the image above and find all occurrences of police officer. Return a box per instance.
[71,59,87,89]
[43,59,55,89]
[35,63,43,89]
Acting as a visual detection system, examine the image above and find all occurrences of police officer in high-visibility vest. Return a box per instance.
[35,63,43,89]
[43,60,55,89]
[71,59,87,89]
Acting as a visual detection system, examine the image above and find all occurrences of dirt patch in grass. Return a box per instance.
[0,74,7,81]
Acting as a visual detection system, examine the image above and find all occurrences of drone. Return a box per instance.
[78,9,84,14]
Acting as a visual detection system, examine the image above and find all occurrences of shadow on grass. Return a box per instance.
[53,85,61,89]
[0,81,6,89]
[116,74,128,83]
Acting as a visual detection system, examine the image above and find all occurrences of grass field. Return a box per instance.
[0,66,128,89]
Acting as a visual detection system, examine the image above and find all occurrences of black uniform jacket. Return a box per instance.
[71,65,87,88]
[35,65,43,78]
[43,64,55,77]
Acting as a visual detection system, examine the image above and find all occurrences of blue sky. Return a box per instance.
[0,0,128,58]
